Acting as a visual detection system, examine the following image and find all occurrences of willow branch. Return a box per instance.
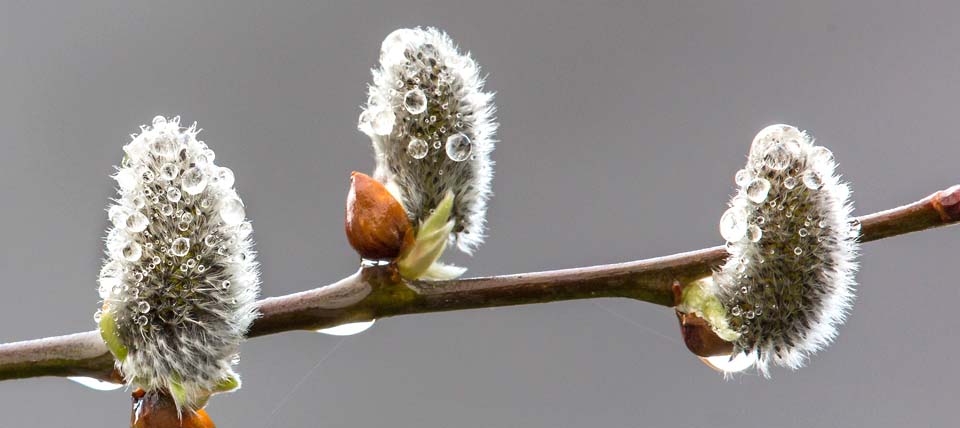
[1,184,957,383]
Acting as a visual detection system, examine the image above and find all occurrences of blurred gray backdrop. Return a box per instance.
[1,1,958,427]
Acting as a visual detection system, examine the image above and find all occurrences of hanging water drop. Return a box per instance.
[68,377,124,391]
[735,169,751,186]
[700,352,756,374]
[315,319,376,336]
[746,224,763,242]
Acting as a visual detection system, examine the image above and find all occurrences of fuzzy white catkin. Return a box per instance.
[359,27,498,254]
[98,116,259,408]
[714,124,859,376]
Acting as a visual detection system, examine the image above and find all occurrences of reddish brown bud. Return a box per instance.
[131,389,215,428]
[933,184,960,222]
[675,310,735,357]
[672,282,734,358]
[345,172,414,260]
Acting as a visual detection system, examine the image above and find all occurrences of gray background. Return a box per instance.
[1,1,958,427]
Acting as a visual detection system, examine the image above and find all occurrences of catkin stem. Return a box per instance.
[0,184,957,383]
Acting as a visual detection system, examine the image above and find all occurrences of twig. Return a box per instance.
[0,184,957,384]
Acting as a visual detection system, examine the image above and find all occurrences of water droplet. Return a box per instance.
[731,306,742,316]
[204,235,218,247]
[798,228,808,237]
[802,170,823,190]
[403,88,428,114]
[371,109,396,136]
[848,219,862,235]
[139,168,155,183]
[165,187,181,203]
[160,163,180,181]
[701,352,755,374]
[238,222,253,238]
[125,212,149,233]
[220,198,245,225]
[171,237,190,257]
[407,138,429,159]
[445,133,472,162]
[152,116,167,127]
[756,216,765,225]
[131,195,146,209]
[783,176,798,189]
[160,204,174,216]
[746,225,762,242]
[68,376,123,391]
[745,310,755,320]
[221,280,231,290]
[93,309,103,323]
[735,169,751,186]
[122,241,142,261]
[180,167,207,195]
[186,258,197,268]
[151,139,176,158]
[811,146,834,165]
[763,143,792,171]
[138,301,150,313]
[216,167,235,188]
[746,178,771,203]
[794,247,803,255]
[136,315,148,326]
[720,208,747,242]
[315,319,376,336]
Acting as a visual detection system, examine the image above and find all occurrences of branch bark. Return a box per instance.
[1,184,958,384]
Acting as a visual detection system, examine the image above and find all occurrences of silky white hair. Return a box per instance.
[359,27,498,254]
[714,124,859,376]
[98,116,259,409]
